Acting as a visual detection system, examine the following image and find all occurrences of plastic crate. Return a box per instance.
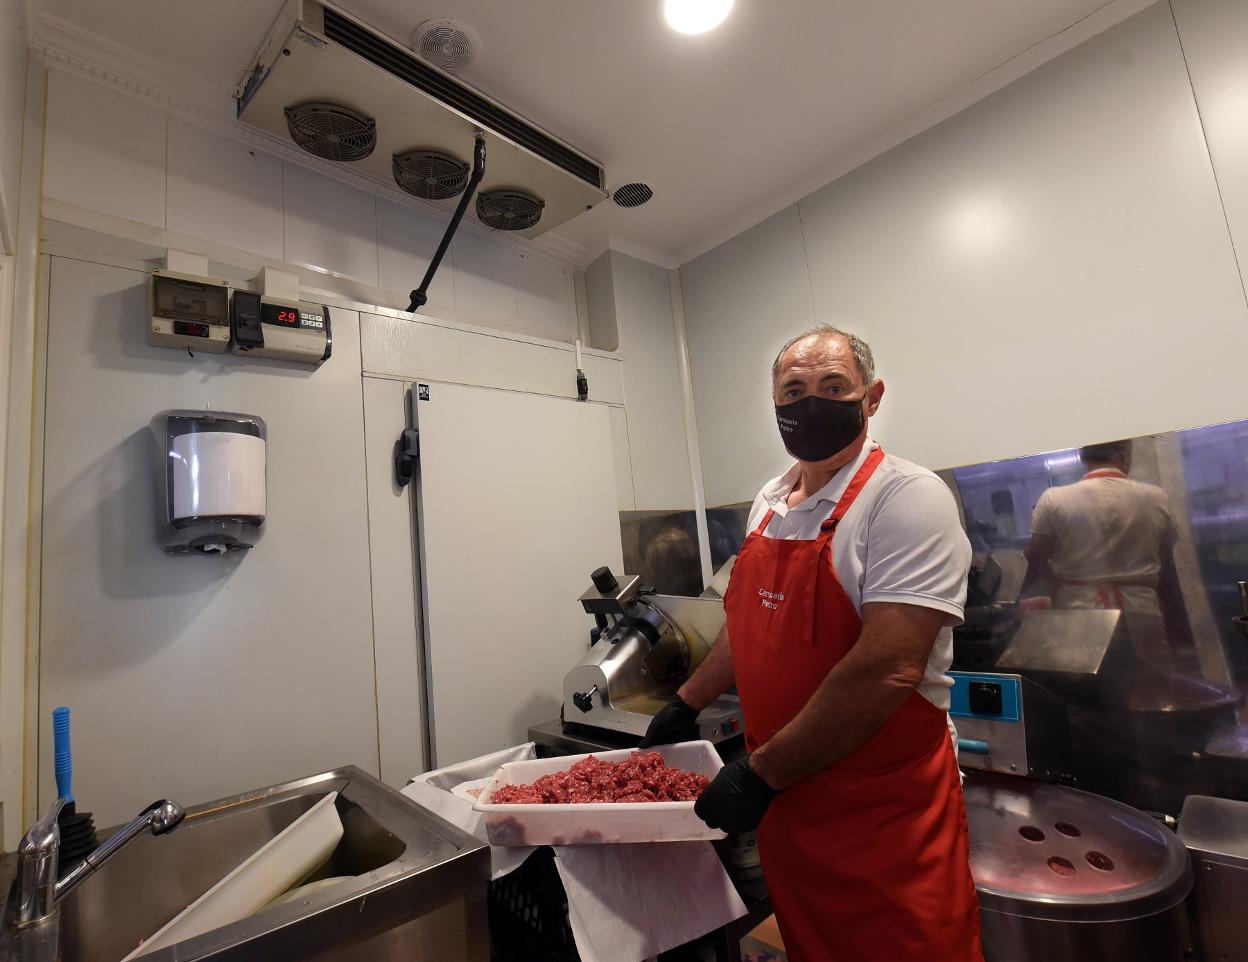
[488,847,579,962]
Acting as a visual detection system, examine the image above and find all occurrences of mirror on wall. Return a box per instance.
[689,417,1248,816]
[936,420,1248,814]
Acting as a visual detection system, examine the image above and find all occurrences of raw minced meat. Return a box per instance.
[489,751,710,805]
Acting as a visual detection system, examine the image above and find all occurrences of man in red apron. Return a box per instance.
[641,325,982,961]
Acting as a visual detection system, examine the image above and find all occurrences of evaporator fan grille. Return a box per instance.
[412,18,480,72]
[476,189,545,231]
[612,183,654,208]
[284,102,377,162]
[393,149,470,200]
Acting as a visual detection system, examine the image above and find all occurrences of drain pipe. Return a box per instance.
[407,133,486,313]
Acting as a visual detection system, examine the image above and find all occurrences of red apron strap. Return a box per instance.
[752,508,776,536]
[820,447,886,533]
[1053,576,1158,610]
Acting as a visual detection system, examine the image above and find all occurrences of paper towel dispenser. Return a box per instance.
[151,410,267,554]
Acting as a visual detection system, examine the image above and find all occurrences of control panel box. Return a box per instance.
[232,291,333,366]
[148,270,231,353]
[950,671,1072,783]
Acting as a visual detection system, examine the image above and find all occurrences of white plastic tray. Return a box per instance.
[125,792,343,959]
[473,741,725,846]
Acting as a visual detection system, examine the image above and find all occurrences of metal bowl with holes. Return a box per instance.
[965,769,1193,961]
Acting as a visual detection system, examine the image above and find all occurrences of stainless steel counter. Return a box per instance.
[1,766,490,962]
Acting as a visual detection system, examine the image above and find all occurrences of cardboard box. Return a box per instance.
[741,916,787,962]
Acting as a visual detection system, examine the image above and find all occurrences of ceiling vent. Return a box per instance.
[237,1,606,238]
[284,102,377,161]
[477,189,545,231]
[393,149,470,200]
[612,183,654,208]
[411,18,481,72]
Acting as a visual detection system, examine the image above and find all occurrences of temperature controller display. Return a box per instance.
[261,303,301,327]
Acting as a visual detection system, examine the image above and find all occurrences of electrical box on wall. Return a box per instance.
[152,410,267,555]
[148,270,231,353]
[231,291,333,366]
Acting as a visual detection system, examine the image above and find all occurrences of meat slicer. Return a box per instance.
[562,565,745,743]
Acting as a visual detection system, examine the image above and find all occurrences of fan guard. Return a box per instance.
[411,18,481,72]
[393,149,470,200]
[476,189,545,231]
[284,102,377,162]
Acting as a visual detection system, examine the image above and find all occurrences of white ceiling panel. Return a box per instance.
[36,0,1139,262]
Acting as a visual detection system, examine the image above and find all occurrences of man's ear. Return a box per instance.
[866,379,885,417]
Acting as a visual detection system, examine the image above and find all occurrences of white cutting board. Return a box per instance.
[125,792,343,959]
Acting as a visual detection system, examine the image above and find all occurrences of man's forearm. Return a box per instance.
[751,603,945,790]
[677,624,734,711]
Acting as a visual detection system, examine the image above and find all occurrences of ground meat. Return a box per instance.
[489,751,710,805]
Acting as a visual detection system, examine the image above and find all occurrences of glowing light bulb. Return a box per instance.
[661,0,734,35]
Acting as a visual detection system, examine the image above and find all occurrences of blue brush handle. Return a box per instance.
[53,707,74,803]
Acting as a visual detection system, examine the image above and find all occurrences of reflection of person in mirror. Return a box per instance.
[1020,440,1189,645]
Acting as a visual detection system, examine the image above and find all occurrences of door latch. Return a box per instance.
[394,427,420,488]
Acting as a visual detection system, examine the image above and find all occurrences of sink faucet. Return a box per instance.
[7,797,185,930]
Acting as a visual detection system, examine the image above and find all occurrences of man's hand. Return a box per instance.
[694,756,777,834]
[638,698,700,749]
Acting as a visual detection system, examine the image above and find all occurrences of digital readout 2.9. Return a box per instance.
[261,303,301,327]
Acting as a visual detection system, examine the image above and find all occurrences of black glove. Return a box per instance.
[694,756,777,834]
[638,698,700,748]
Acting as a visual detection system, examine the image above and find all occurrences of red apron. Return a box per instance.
[724,449,982,962]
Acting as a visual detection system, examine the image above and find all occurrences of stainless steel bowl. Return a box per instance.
[966,770,1193,961]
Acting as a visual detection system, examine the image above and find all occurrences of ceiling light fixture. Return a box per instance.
[661,0,734,35]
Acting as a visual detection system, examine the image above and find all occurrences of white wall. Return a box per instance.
[41,69,578,343]
[38,256,380,826]
[681,207,815,508]
[1172,0,1248,281]
[585,250,698,512]
[681,2,1248,508]
[0,0,25,253]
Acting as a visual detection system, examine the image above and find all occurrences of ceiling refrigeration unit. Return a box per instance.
[236,0,607,308]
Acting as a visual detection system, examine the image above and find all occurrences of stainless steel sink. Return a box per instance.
[0,766,489,962]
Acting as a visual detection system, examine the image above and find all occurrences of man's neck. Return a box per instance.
[1084,463,1127,478]
[788,436,868,507]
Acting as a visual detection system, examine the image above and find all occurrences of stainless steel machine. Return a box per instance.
[562,566,744,743]
[950,671,1195,961]
[994,609,1246,814]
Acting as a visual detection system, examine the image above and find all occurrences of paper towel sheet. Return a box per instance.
[403,744,538,880]
[554,841,747,962]
[405,747,748,962]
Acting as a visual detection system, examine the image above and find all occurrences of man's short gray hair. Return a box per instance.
[771,325,876,387]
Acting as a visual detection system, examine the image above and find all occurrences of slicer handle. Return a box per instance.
[591,567,618,593]
[573,686,598,714]
[957,738,990,756]
[53,706,75,802]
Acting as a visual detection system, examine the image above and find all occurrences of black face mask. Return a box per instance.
[775,394,866,463]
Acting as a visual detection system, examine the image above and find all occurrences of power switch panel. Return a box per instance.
[970,681,1004,716]
[232,291,263,352]
[148,270,231,353]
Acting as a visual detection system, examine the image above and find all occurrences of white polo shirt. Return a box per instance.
[1030,471,1175,616]
[742,439,971,711]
